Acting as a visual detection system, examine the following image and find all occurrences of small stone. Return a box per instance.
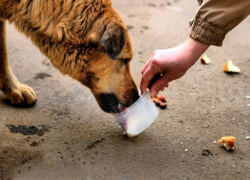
[202,149,213,156]
[185,149,188,152]
[246,136,250,140]
[30,141,39,147]
[213,141,217,144]
[246,96,250,99]
[212,106,215,109]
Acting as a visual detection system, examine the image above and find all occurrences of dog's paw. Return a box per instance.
[5,84,37,106]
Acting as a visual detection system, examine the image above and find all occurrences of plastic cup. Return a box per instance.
[115,90,159,137]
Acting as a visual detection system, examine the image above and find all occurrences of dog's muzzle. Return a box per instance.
[98,93,120,113]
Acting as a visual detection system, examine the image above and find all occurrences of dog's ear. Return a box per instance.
[99,22,126,60]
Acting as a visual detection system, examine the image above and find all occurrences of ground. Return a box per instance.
[1,0,250,179]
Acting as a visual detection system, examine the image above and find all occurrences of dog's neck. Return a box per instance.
[1,0,110,79]
[1,0,108,39]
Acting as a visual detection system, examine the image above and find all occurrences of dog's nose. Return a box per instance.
[97,93,119,113]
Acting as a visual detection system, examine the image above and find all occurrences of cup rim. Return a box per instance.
[117,90,149,116]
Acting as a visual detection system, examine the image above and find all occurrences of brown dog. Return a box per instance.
[0,0,139,113]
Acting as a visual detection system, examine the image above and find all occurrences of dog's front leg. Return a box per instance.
[0,19,37,106]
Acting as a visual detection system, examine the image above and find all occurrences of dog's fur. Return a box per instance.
[0,0,139,113]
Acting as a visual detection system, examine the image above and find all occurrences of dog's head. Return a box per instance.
[66,5,139,113]
[5,0,138,112]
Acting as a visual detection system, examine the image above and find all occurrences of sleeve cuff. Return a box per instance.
[189,18,228,46]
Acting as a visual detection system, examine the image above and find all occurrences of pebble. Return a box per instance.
[213,141,217,144]
[246,136,250,140]
[185,149,188,152]
[246,96,250,99]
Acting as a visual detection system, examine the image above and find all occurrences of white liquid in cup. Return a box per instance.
[116,91,159,137]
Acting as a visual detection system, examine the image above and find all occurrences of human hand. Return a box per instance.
[140,37,209,97]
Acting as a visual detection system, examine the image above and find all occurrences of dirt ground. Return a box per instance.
[1,0,250,179]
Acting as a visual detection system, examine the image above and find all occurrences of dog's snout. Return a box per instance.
[96,89,139,113]
[122,88,140,107]
[97,93,119,113]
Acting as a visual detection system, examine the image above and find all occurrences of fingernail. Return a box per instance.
[139,89,143,95]
[151,90,157,98]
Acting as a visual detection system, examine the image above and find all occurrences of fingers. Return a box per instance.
[149,74,169,97]
[140,50,170,96]
[141,58,152,75]
[140,63,157,94]
[141,71,169,98]
[140,59,152,94]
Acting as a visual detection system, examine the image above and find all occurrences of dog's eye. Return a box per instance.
[123,58,130,65]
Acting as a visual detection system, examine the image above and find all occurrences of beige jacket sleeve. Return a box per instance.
[189,0,250,46]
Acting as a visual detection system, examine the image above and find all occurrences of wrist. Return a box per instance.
[182,37,210,67]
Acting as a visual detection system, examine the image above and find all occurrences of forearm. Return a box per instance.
[180,37,209,69]
[190,0,250,46]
